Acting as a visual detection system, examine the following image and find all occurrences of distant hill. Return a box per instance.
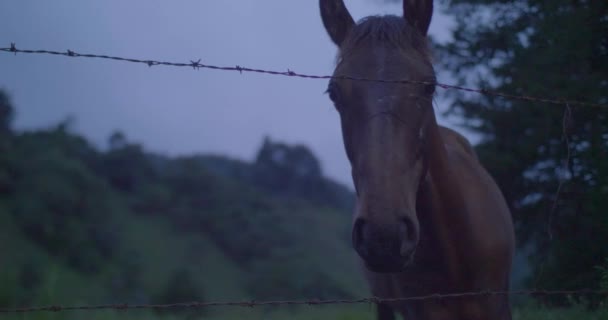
[0,114,373,320]
[195,136,354,212]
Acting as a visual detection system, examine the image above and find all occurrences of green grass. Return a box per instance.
[2,303,606,320]
[513,301,608,320]
[3,202,607,320]
[0,203,370,320]
[114,214,247,301]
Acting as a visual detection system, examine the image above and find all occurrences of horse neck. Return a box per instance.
[419,111,474,287]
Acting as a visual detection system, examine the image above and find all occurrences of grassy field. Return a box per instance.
[2,303,607,320]
[3,209,607,320]
[4,200,608,320]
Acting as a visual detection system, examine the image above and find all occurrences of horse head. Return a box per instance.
[320,0,436,273]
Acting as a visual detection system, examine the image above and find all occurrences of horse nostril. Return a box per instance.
[399,218,417,257]
[400,218,418,241]
[352,218,367,250]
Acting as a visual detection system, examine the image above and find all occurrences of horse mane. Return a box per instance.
[337,15,432,65]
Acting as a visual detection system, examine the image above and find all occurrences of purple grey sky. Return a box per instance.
[0,0,462,188]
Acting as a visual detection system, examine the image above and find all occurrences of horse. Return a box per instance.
[318,0,516,319]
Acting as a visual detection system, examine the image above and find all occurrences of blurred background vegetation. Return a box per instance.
[0,87,370,319]
[1,0,607,319]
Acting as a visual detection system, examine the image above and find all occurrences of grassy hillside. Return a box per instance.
[1,206,376,320]
[0,119,378,319]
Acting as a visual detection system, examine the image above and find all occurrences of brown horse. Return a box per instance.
[319,0,515,319]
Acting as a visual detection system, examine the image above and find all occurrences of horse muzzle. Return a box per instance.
[352,217,417,273]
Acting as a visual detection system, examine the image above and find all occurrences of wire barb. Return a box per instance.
[190,59,202,70]
[1,44,607,108]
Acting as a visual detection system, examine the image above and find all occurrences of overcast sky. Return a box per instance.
[0,0,458,188]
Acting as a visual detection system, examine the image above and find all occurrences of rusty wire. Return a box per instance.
[2,289,608,314]
[1,43,607,109]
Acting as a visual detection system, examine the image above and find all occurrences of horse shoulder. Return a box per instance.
[440,127,515,276]
[438,126,479,162]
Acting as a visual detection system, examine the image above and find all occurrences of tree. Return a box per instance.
[253,136,325,199]
[437,0,608,306]
[0,89,14,193]
[100,131,155,193]
[0,89,13,136]
[10,128,122,273]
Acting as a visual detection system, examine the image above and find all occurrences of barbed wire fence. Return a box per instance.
[2,290,608,314]
[2,43,608,315]
[2,44,607,109]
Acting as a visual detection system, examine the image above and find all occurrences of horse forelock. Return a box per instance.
[336,15,432,66]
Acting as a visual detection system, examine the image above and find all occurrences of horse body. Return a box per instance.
[363,124,515,319]
[319,1,515,319]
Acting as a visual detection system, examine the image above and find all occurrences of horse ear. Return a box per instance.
[320,0,355,46]
[403,0,433,36]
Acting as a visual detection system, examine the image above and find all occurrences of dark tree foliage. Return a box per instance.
[0,90,14,193]
[99,131,157,193]
[252,137,354,212]
[254,137,322,195]
[8,127,122,274]
[436,0,608,305]
[0,90,13,136]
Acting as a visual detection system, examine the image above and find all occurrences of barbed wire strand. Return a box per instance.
[1,44,607,109]
[2,289,608,314]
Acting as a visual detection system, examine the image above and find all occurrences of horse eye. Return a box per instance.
[425,83,436,95]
